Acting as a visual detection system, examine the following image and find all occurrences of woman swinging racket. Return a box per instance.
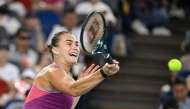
[23,31,119,109]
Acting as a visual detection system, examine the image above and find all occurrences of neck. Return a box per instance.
[66,27,72,32]
[17,46,27,53]
[179,98,187,103]
[54,59,71,74]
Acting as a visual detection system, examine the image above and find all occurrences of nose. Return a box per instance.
[73,44,79,51]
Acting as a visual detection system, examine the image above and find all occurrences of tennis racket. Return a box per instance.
[80,11,113,64]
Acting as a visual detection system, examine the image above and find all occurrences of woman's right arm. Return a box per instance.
[48,60,119,97]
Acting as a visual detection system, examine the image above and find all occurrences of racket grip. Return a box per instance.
[106,55,114,64]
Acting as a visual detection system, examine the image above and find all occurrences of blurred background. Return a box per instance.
[0,0,190,109]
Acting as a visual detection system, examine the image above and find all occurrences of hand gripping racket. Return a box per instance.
[80,11,113,64]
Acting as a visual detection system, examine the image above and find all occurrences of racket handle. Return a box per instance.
[106,55,114,64]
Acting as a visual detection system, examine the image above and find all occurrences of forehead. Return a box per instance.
[63,12,75,17]
[59,33,77,42]
[19,31,29,36]
[173,84,186,89]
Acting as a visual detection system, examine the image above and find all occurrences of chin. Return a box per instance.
[69,61,78,66]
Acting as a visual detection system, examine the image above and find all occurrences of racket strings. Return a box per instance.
[83,14,105,53]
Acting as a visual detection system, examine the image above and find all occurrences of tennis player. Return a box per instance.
[23,31,119,109]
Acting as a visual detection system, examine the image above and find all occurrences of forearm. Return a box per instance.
[71,96,80,109]
[70,70,104,96]
[36,31,45,52]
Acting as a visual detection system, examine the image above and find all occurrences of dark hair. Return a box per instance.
[0,38,9,50]
[171,76,187,88]
[47,31,71,60]
[15,27,29,38]
[25,11,39,19]
[62,8,75,17]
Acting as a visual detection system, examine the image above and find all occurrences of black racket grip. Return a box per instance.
[106,54,114,64]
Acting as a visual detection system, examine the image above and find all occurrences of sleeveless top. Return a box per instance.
[23,63,74,109]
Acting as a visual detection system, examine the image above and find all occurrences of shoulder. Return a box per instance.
[38,64,67,81]
[6,62,19,72]
[52,25,66,30]
[76,1,90,7]
[47,67,67,78]
[75,2,92,14]
[96,1,110,8]
[27,48,38,56]
[187,97,190,101]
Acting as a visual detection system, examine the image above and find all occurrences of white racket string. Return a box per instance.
[83,13,105,53]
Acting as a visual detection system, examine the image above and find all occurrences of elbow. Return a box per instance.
[70,88,80,97]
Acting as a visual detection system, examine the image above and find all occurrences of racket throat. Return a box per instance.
[102,45,110,58]
[103,53,110,58]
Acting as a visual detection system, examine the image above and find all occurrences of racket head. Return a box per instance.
[80,11,107,55]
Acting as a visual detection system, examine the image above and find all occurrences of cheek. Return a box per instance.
[58,47,69,56]
[77,47,80,52]
[0,51,8,59]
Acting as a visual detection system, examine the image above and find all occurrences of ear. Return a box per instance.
[52,47,58,55]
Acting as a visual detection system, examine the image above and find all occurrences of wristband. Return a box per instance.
[100,68,108,78]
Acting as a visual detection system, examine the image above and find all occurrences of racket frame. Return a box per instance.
[80,11,110,59]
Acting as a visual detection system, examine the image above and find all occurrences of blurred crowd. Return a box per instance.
[159,32,190,109]
[0,0,190,109]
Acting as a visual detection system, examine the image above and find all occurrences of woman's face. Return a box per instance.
[55,34,80,65]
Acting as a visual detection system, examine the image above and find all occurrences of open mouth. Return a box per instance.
[69,53,78,57]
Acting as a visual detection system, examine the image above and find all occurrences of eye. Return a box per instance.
[76,43,78,46]
[66,42,72,45]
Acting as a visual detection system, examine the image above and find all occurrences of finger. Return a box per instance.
[80,67,86,73]
[107,64,115,69]
[84,64,95,74]
[89,65,100,74]
[113,60,119,64]
[107,64,119,71]
[79,67,86,75]
[78,67,86,79]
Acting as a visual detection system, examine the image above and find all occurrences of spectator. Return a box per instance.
[8,0,27,19]
[75,0,117,26]
[180,31,190,70]
[31,0,64,13]
[46,9,80,46]
[0,38,20,107]
[0,38,20,84]
[31,0,65,38]
[14,0,32,11]
[180,31,190,91]
[131,0,171,36]
[0,0,21,37]
[8,28,39,71]
[169,0,190,19]
[159,77,190,109]
[23,11,45,52]
[171,77,190,109]
[21,52,51,84]
[162,97,179,109]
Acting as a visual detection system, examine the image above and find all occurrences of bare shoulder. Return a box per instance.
[35,64,66,81]
[34,64,67,91]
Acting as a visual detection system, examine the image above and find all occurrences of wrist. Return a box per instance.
[100,68,108,78]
